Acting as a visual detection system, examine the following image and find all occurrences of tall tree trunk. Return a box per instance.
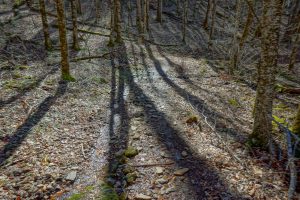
[136,0,143,33]
[108,0,115,46]
[70,0,79,50]
[114,0,122,43]
[143,0,149,33]
[157,0,162,23]
[229,0,242,75]
[55,0,74,81]
[250,0,283,148]
[39,0,52,50]
[182,0,187,42]
[76,0,82,14]
[203,0,212,30]
[239,0,254,48]
[95,0,101,22]
[208,0,217,44]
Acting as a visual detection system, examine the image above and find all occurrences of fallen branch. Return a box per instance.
[70,52,111,62]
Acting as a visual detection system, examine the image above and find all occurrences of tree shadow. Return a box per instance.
[0,81,67,166]
[106,51,130,195]
[109,42,246,199]
[0,66,59,109]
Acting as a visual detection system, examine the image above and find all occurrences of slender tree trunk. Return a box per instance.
[250,0,283,148]
[203,0,212,30]
[208,0,217,44]
[136,0,143,33]
[114,0,122,43]
[108,0,115,46]
[70,0,79,50]
[55,0,74,81]
[229,0,242,75]
[182,0,187,43]
[95,0,101,22]
[239,0,254,48]
[157,0,162,23]
[76,0,82,14]
[39,0,52,50]
[143,0,149,33]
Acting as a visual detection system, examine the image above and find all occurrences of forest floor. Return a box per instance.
[1,2,300,200]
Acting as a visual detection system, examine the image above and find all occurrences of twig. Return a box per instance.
[132,161,174,167]
[81,144,87,159]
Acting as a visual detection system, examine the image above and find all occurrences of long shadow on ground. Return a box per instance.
[0,81,67,166]
[110,43,246,199]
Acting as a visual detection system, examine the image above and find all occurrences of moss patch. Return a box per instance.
[124,146,138,158]
[99,182,119,200]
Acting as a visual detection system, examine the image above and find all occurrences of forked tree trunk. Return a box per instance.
[250,0,283,148]
[70,0,79,50]
[55,0,73,81]
[39,0,52,50]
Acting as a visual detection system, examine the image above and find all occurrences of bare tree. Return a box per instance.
[250,0,283,147]
[39,0,52,50]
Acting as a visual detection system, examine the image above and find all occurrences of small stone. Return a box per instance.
[155,167,164,175]
[133,133,140,140]
[137,147,143,152]
[65,171,77,181]
[181,151,188,157]
[165,186,176,194]
[174,168,189,176]
[155,178,168,184]
[135,193,152,200]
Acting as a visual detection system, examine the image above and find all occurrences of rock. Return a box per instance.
[155,178,168,184]
[137,147,143,152]
[133,133,140,140]
[165,186,176,194]
[135,193,152,200]
[155,167,164,175]
[174,168,189,176]
[181,151,188,157]
[65,171,77,181]
[124,146,138,158]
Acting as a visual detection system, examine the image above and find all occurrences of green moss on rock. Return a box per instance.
[124,146,138,158]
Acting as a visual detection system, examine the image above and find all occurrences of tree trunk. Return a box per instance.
[182,0,187,42]
[114,0,122,43]
[239,0,254,48]
[143,0,149,33]
[203,0,212,30]
[39,0,52,50]
[76,0,82,14]
[108,0,115,46]
[250,0,283,148]
[208,0,217,44]
[229,0,242,75]
[55,0,74,81]
[136,0,143,33]
[70,0,79,50]
[95,0,101,22]
[157,0,162,23]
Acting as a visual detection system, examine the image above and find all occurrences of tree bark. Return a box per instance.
[157,0,162,23]
[55,0,73,80]
[203,0,212,30]
[70,0,80,50]
[39,0,52,50]
[136,0,143,33]
[250,0,283,148]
